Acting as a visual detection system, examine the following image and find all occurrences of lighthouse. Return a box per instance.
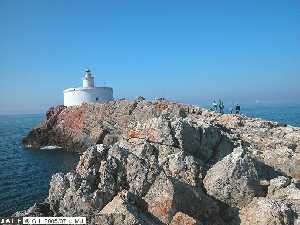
[82,69,94,88]
[63,69,113,107]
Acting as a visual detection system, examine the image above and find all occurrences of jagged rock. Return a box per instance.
[239,197,294,225]
[263,148,300,179]
[20,99,300,224]
[170,212,199,225]
[46,105,66,121]
[203,148,263,209]
[127,116,175,146]
[268,178,300,201]
[268,176,291,196]
[48,173,70,212]
[126,152,159,197]
[76,145,106,185]
[92,191,159,225]
[142,171,174,224]
[59,183,94,216]
[217,114,244,129]
[178,108,188,118]
[13,202,53,217]
[267,177,300,223]
[22,100,300,174]
[103,134,119,146]
[171,119,234,162]
[136,96,146,102]
[96,153,126,207]
[138,141,160,161]
[48,145,124,216]
[171,119,202,157]
[57,170,115,216]
[52,143,159,217]
[162,150,204,186]
[143,171,223,224]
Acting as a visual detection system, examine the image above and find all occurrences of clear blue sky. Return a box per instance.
[0,0,299,114]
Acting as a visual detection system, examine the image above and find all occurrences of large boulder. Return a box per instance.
[76,145,108,185]
[126,152,159,197]
[267,176,291,196]
[127,116,175,146]
[58,181,94,216]
[239,197,294,225]
[48,173,70,212]
[142,172,175,224]
[171,119,234,162]
[267,177,300,224]
[92,191,159,225]
[48,143,161,218]
[263,148,300,179]
[162,150,204,186]
[203,148,263,208]
[170,212,199,225]
[143,171,224,224]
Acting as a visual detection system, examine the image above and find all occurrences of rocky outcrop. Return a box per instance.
[92,191,159,225]
[43,144,225,224]
[239,198,294,225]
[267,177,300,225]
[162,150,204,187]
[203,147,263,209]
[169,212,199,225]
[19,98,300,224]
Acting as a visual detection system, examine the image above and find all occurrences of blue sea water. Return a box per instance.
[0,114,79,216]
[0,103,299,216]
[241,103,300,127]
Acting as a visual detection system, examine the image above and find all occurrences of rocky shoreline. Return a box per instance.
[18,98,300,224]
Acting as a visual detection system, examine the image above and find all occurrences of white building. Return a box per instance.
[63,69,113,107]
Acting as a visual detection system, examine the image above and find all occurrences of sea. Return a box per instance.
[234,102,300,127]
[0,114,79,216]
[0,103,299,216]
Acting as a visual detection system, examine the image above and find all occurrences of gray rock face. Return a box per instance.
[171,119,235,162]
[13,202,52,217]
[76,146,103,185]
[203,148,263,209]
[19,99,300,224]
[126,152,159,196]
[48,173,70,212]
[93,191,159,225]
[239,197,294,225]
[169,212,199,225]
[143,171,223,225]
[44,142,228,224]
[268,176,291,196]
[267,177,300,224]
[263,148,300,179]
[142,171,175,224]
[162,150,204,186]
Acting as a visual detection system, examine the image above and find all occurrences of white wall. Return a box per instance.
[64,87,113,107]
[82,77,94,88]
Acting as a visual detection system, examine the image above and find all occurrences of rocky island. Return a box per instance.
[19,98,300,225]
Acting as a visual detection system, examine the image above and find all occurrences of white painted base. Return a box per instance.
[63,87,113,107]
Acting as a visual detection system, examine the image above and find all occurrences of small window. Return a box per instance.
[96,97,99,101]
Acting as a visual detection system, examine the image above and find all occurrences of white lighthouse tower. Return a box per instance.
[63,69,113,107]
[82,69,94,88]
